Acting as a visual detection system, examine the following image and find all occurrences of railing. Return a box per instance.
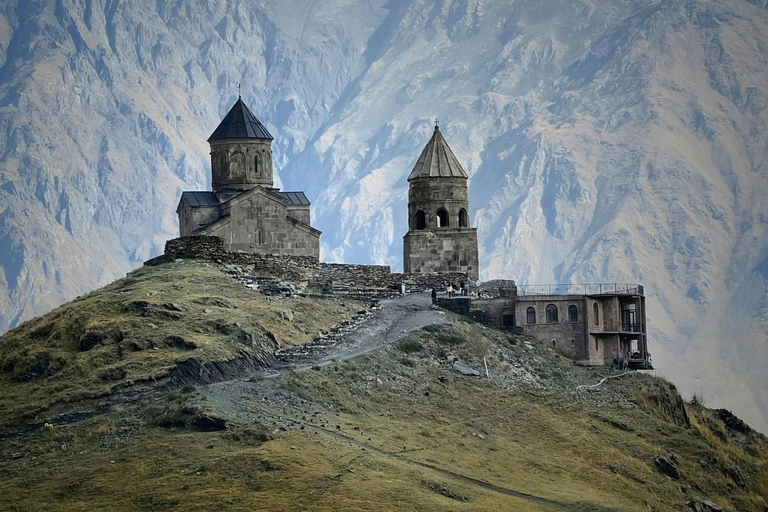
[515,283,644,297]
[622,322,639,333]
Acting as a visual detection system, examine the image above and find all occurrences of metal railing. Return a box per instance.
[515,283,644,297]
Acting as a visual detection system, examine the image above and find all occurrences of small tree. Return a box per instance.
[690,392,706,406]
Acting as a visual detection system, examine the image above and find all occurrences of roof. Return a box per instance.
[276,191,310,206]
[178,191,220,208]
[407,126,469,180]
[208,98,274,142]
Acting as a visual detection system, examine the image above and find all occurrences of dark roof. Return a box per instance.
[408,126,468,180]
[208,98,274,142]
[179,191,220,207]
[275,191,310,206]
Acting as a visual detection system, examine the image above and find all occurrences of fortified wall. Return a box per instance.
[145,236,472,293]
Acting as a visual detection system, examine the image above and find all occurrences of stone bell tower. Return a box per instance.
[208,96,275,202]
[403,124,479,281]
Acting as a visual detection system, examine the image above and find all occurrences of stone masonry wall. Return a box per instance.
[145,236,471,293]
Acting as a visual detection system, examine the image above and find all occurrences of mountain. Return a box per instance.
[0,0,767,433]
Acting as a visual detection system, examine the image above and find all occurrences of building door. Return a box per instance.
[502,308,515,327]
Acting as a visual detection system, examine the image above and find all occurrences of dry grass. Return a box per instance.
[0,260,362,427]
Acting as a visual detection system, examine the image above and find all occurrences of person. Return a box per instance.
[447,284,454,298]
[431,288,437,304]
[460,281,466,296]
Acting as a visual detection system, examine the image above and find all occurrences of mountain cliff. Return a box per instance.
[0,0,767,432]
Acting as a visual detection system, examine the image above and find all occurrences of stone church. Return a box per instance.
[176,97,320,257]
[403,125,479,281]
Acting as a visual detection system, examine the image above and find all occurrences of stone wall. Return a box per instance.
[203,190,320,257]
[146,236,471,293]
[403,228,479,281]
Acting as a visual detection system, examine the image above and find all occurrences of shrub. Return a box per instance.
[690,393,706,406]
[396,338,423,354]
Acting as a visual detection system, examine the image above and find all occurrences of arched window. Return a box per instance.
[502,308,514,327]
[459,208,468,227]
[254,154,260,176]
[568,305,578,322]
[415,210,426,230]
[436,208,449,228]
[526,307,536,324]
[546,304,558,323]
[593,302,599,326]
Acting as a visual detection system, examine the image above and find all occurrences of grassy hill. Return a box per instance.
[0,262,766,511]
[0,260,362,429]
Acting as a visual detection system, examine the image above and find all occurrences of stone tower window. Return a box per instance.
[546,304,558,323]
[255,154,260,176]
[436,208,449,228]
[415,210,426,230]
[593,302,600,325]
[568,305,578,322]
[459,208,468,227]
[526,307,536,324]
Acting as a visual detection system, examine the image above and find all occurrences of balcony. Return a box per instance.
[516,283,644,297]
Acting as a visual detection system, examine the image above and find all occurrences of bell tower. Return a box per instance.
[208,97,275,201]
[403,124,479,281]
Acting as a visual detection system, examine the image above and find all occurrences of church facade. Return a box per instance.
[177,98,320,257]
[403,125,479,281]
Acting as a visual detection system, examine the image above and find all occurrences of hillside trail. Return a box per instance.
[200,295,632,512]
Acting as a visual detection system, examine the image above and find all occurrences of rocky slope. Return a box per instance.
[0,0,767,432]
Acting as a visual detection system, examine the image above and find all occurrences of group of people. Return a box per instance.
[430,282,468,303]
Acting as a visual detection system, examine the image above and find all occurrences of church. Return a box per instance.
[176,97,321,257]
[403,124,479,281]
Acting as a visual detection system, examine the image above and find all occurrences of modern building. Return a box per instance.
[176,96,320,257]
[471,283,652,369]
[403,125,479,281]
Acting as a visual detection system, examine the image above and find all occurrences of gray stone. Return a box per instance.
[453,360,481,377]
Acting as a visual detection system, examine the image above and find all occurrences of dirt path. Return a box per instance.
[264,293,445,376]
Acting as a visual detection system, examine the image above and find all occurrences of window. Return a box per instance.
[595,338,599,350]
[459,208,469,227]
[255,154,260,176]
[502,308,514,327]
[436,208,449,227]
[569,338,575,348]
[415,210,426,230]
[593,302,599,326]
[621,302,637,332]
[546,304,558,323]
[526,307,536,324]
[552,339,557,347]
[568,305,578,322]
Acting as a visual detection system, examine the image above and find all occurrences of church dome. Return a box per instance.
[407,125,468,180]
[208,97,274,142]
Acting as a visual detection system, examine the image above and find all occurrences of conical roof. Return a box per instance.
[407,126,468,180]
[208,97,274,142]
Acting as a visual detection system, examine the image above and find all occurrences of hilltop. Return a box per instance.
[1,261,766,511]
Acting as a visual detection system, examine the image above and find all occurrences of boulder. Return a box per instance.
[687,500,723,512]
[453,360,480,377]
[654,456,680,480]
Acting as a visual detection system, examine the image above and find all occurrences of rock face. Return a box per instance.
[0,1,767,432]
